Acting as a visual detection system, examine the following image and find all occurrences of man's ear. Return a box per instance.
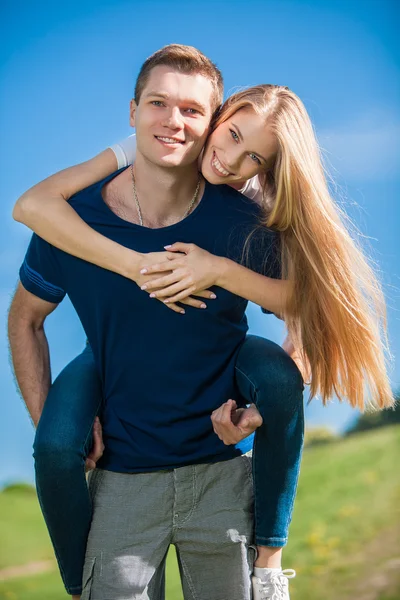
[130,99,137,127]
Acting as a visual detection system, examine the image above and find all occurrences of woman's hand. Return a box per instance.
[139,242,222,305]
[136,250,216,314]
[211,399,263,445]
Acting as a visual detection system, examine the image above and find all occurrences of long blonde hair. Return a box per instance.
[214,85,393,411]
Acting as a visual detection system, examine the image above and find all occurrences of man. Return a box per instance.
[8,45,279,599]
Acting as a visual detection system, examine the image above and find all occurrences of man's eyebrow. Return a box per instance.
[184,99,208,113]
[144,91,208,113]
[232,122,270,164]
[144,91,169,99]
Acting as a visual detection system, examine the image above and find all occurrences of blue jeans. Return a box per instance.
[235,336,304,547]
[34,336,304,595]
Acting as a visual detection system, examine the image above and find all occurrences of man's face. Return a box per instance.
[130,65,214,169]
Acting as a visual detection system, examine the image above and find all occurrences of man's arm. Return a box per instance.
[8,283,58,427]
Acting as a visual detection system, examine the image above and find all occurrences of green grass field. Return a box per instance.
[1,425,399,600]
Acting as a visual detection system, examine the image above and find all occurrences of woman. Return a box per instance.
[14,84,393,599]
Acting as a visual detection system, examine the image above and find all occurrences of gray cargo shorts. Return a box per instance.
[81,455,255,600]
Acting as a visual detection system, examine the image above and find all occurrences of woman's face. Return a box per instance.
[201,107,278,188]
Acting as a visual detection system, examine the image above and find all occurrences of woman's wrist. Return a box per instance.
[118,248,145,281]
[215,256,233,288]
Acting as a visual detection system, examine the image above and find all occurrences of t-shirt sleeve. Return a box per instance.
[109,134,137,169]
[245,227,282,315]
[261,232,281,314]
[19,234,66,304]
[246,227,281,278]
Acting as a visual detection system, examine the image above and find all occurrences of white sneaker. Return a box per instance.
[252,568,296,600]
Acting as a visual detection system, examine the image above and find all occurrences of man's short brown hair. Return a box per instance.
[134,44,223,114]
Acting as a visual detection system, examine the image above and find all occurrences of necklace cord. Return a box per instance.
[130,165,201,227]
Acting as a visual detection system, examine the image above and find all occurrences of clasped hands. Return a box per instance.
[135,242,220,314]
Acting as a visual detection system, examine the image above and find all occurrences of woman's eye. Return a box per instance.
[249,153,261,164]
[230,129,239,142]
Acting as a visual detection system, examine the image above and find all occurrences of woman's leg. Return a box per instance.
[33,344,102,597]
[235,335,304,566]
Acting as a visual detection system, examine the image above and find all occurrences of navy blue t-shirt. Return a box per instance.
[20,170,280,473]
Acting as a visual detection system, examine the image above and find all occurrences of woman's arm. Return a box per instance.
[142,245,311,374]
[142,243,312,375]
[13,149,215,313]
[215,256,290,315]
[13,149,144,279]
[140,242,291,316]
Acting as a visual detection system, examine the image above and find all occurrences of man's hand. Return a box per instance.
[85,417,105,472]
[211,399,263,445]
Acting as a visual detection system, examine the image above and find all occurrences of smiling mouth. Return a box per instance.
[211,151,232,177]
[155,136,185,145]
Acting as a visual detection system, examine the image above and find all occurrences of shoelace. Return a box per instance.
[259,569,296,600]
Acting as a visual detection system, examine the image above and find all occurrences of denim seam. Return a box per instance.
[235,365,259,400]
[256,535,288,544]
[67,585,84,594]
[252,422,261,548]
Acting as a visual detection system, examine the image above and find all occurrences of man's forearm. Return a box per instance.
[8,320,51,427]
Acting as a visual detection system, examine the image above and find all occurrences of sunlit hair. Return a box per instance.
[135,44,223,113]
[214,85,393,411]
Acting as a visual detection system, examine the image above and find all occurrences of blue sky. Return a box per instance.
[0,0,399,486]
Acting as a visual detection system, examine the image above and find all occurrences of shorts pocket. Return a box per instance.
[81,557,96,600]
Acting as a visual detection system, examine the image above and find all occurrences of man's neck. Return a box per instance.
[127,153,203,228]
